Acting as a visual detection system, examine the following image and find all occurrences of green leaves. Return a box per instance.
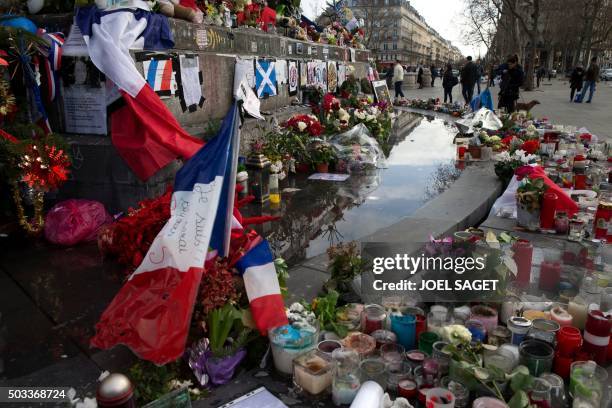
[310,290,348,338]
[207,304,243,357]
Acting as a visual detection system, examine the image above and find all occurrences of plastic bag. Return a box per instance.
[45,199,112,246]
[456,107,502,134]
[329,123,386,173]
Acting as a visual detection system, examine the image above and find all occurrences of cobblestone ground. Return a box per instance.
[402,77,612,141]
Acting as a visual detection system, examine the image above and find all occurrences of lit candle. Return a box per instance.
[550,306,573,327]
[293,350,333,395]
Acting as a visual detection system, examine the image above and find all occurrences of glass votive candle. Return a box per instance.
[427,311,448,336]
[406,349,427,370]
[470,305,499,333]
[331,348,360,406]
[488,326,512,346]
[425,387,455,408]
[539,373,567,408]
[359,357,387,388]
[465,319,487,343]
[569,360,608,407]
[507,316,533,345]
[550,305,573,327]
[472,397,509,408]
[371,329,397,349]
[442,378,469,408]
[269,323,320,375]
[390,314,416,350]
[336,303,363,332]
[418,331,440,355]
[397,378,417,400]
[385,360,411,394]
[317,340,342,357]
[519,339,554,377]
[525,318,560,348]
[293,350,333,396]
[568,218,585,242]
[380,343,405,365]
[342,332,376,358]
[554,211,569,234]
[361,304,387,334]
[485,347,517,374]
[529,377,552,407]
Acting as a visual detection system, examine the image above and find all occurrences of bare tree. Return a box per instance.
[462,0,502,59]
[352,6,395,53]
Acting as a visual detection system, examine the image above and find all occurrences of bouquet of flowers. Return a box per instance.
[283,114,323,137]
[493,149,538,185]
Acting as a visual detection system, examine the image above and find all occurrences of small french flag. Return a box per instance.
[235,239,288,335]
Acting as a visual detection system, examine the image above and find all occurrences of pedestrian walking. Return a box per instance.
[547,69,552,81]
[475,59,483,94]
[417,64,424,89]
[579,56,600,103]
[392,59,405,101]
[498,54,524,113]
[488,65,496,86]
[569,65,584,102]
[536,66,545,88]
[442,63,458,103]
[460,56,478,104]
[430,64,436,87]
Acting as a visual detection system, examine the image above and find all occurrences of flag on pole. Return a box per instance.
[235,239,288,335]
[76,6,203,181]
[91,103,240,365]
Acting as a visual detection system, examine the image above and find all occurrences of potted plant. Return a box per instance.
[516,177,548,231]
[310,142,335,173]
[325,241,364,301]
[199,304,252,386]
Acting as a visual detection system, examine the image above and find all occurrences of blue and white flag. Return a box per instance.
[255,59,277,98]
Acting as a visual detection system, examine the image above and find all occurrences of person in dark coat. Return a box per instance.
[442,63,458,103]
[497,54,524,113]
[430,64,437,87]
[488,65,496,86]
[536,66,546,88]
[417,64,424,89]
[460,56,478,104]
[569,65,584,102]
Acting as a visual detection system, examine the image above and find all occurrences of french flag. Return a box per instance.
[236,239,288,335]
[91,103,240,365]
[75,5,203,181]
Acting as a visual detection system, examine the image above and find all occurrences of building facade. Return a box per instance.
[348,0,462,66]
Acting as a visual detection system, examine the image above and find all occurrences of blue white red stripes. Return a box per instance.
[236,239,288,335]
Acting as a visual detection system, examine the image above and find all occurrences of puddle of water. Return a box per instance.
[242,116,461,265]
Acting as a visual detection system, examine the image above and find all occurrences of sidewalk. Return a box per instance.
[401,78,612,141]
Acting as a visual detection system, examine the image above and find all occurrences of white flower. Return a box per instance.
[366,114,376,122]
[355,110,366,120]
[297,121,307,132]
[368,106,379,116]
[513,149,527,158]
[521,154,538,164]
[338,108,350,122]
[441,324,472,344]
[495,151,511,162]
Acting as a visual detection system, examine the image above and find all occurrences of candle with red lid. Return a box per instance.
[540,192,558,230]
[583,310,611,365]
[513,239,533,287]
[556,326,582,356]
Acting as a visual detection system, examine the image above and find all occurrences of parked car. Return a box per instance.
[600,68,612,81]
[550,69,557,78]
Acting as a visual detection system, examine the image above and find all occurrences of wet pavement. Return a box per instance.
[243,115,461,265]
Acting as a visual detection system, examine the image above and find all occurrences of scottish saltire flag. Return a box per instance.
[91,104,240,365]
[235,239,288,335]
[255,59,277,98]
[76,6,203,181]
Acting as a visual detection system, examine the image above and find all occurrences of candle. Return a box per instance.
[425,387,455,408]
[293,350,333,395]
[465,319,487,342]
[380,343,405,364]
[568,299,588,330]
[469,305,499,333]
[555,326,582,357]
[550,306,573,327]
[397,379,417,399]
[513,240,533,287]
[540,192,558,230]
[583,310,611,365]
[332,378,360,406]
[390,314,416,350]
[331,348,360,406]
[415,314,426,341]
[488,326,512,346]
[342,332,376,358]
[361,304,386,334]
[539,261,561,292]
[507,316,532,345]
[371,330,397,349]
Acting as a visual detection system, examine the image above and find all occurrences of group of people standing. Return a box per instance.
[569,56,600,103]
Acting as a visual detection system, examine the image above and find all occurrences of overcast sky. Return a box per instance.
[302,0,485,57]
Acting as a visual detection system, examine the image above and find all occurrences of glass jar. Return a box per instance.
[427,310,449,336]
[293,350,333,396]
[380,343,405,365]
[269,323,320,375]
[341,332,376,358]
[593,194,612,241]
[385,360,411,395]
[336,303,363,332]
[484,347,517,374]
[397,378,417,400]
[567,296,589,330]
[600,287,612,313]
[425,388,455,408]
[405,349,427,370]
[472,397,509,408]
[418,331,440,355]
[529,377,552,408]
[390,314,416,350]
[443,379,469,408]
[583,310,611,365]
[560,167,573,188]
[269,172,280,204]
[519,340,554,376]
[470,305,499,334]
[539,260,561,292]
[540,192,558,230]
[331,348,360,406]
[525,319,560,348]
[361,304,387,334]
[465,319,487,343]
[488,326,512,346]
[371,330,397,349]
[513,240,533,287]
[569,360,608,407]
[554,211,569,234]
[317,340,342,357]
[568,218,585,242]
[359,357,386,388]
[540,373,568,408]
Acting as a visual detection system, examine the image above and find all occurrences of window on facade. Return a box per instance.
[393,43,397,50]
[384,0,389,5]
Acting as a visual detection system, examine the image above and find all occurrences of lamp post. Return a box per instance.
[246,153,271,203]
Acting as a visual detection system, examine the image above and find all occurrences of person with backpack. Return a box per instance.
[442,63,458,103]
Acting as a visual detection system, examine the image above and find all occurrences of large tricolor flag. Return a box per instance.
[75,6,203,181]
[91,104,240,365]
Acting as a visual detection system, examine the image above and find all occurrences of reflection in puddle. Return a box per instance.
[243,116,461,265]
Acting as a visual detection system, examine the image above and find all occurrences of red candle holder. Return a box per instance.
[583,310,611,365]
[415,314,426,341]
[553,352,573,379]
[540,192,558,230]
[513,240,533,287]
[556,326,582,357]
[398,379,417,399]
[538,261,561,292]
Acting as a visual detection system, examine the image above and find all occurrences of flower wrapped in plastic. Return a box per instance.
[328,123,385,173]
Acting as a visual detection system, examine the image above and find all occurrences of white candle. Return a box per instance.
[568,299,588,330]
